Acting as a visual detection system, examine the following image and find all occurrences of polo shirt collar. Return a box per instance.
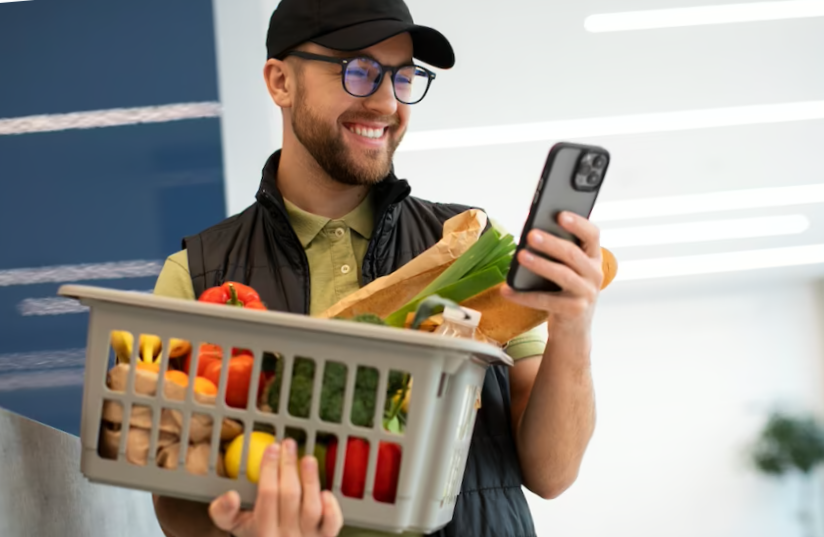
[283,192,374,248]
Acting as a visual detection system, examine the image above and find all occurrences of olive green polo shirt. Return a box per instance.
[153,195,547,361]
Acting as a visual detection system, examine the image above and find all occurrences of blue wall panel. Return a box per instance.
[0,0,226,436]
[0,0,220,116]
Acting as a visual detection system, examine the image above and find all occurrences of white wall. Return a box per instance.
[211,2,824,536]
[525,280,824,537]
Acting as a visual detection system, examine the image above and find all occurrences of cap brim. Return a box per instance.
[311,19,455,69]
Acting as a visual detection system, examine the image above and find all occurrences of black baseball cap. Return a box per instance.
[266,0,455,69]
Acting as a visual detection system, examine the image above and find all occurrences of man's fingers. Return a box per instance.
[319,490,345,537]
[558,211,602,259]
[254,442,281,532]
[278,438,303,532]
[526,229,599,283]
[516,248,590,296]
[300,455,323,532]
[208,490,243,532]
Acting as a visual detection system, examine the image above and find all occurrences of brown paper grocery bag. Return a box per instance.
[316,207,619,346]
[318,209,487,320]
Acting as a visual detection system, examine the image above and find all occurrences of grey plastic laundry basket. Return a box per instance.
[57,284,512,534]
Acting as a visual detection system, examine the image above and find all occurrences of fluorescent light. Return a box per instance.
[592,184,824,222]
[584,0,824,33]
[614,244,824,281]
[0,260,162,287]
[397,100,824,152]
[0,1,33,3]
[602,215,810,248]
[0,102,221,136]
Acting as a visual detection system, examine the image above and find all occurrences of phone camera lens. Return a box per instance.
[586,172,600,185]
[593,155,606,168]
[578,164,592,175]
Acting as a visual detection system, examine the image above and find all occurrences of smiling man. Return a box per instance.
[151,0,603,536]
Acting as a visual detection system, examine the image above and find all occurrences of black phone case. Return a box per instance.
[507,142,610,293]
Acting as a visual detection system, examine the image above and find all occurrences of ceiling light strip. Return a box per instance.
[398,101,824,152]
[602,214,810,248]
[614,243,824,281]
[584,0,824,33]
[593,183,824,222]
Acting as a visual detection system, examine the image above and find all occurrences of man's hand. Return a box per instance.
[208,439,343,537]
[502,211,603,331]
[500,211,601,499]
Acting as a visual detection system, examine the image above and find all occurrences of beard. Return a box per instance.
[291,89,404,186]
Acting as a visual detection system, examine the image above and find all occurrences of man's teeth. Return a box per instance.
[347,125,384,139]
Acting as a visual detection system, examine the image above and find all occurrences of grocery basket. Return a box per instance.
[58,284,513,534]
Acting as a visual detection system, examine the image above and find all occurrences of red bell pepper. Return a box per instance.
[199,282,266,310]
[326,438,402,503]
[203,355,254,408]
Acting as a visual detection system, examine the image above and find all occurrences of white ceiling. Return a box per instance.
[215,0,824,291]
[390,0,824,290]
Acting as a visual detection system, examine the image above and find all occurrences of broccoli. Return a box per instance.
[265,315,409,427]
[266,356,409,428]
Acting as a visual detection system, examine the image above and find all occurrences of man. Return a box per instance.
[152,0,603,536]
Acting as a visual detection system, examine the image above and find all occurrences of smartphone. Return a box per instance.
[507,142,610,293]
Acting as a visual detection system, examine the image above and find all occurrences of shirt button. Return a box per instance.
[334,228,345,238]
[340,264,351,274]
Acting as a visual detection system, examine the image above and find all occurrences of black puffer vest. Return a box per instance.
[183,151,536,537]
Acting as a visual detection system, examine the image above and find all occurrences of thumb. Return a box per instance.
[209,490,242,532]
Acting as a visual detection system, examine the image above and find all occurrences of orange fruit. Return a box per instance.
[137,361,160,374]
[601,247,618,289]
[165,370,190,387]
[194,377,218,395]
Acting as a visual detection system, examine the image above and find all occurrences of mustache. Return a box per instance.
[340,114,401,128]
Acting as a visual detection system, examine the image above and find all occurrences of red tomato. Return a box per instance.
[204,355,254,408]
[326,438,402,503]
[183,348,221,377]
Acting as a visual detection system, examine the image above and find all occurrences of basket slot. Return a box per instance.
[236,422,253,483]
[372,367,390,430]
[277,355,296,418]
[342,363,359,428]
[214,343,233,410]
[146,397,163,466]
[246,348,264,411]
[207,407,224,476]
[309,357,325,422]
[177,409,193,470]
[332,365,359,491]
[436,373,450,398]
[117,359,139,459]
[363,367,391,497]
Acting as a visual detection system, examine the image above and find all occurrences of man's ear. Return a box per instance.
[263,58,294,108]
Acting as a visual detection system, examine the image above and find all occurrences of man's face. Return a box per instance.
[288,34,413,186]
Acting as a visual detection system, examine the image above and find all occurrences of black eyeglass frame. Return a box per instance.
[282,50,436,105]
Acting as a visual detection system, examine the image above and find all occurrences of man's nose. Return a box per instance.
[363,74,399,116]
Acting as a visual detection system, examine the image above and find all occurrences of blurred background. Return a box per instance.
[2,0,824,536]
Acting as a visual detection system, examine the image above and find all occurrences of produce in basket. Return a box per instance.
[177,282,275,408]
[98,364,243,475]
[198,281,267,310]
[110,330,192,365]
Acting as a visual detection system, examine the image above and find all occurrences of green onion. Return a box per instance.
[409,228,502,303]
[385,266,505,327]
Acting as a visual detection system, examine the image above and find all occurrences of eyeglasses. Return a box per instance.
[283,51,436,105]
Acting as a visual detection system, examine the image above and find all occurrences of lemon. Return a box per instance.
[224,431,276,483]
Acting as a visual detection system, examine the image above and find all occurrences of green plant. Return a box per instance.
[750,410,824,537]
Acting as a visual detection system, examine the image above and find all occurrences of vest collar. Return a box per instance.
[255,150,412,230]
